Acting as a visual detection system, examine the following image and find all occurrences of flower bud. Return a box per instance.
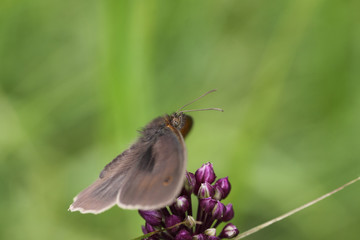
[200,198,217,213]
[142,223,158,239]
[184,215,196,228]
[213,184,224,200]
[141,225,147,234]
[212,201,225,219]
[174,195,189,213]
[195,162,216,184]
[204,228,216,236]
[145,222,155,233]
[198,182,214,199]
[214,177,231,199]
[165,215,182,233]
[184,171,196,195]
[138,210,162,226]
[192,233,206,240]
[218,223,239,239]
[175,229,192,240]
[222,203,234,222]
[207,236,221,240]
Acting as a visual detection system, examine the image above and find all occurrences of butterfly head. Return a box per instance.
[168,112,193,138]
[170,112,184,128]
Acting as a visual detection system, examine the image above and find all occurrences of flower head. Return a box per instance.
[138,163,239,239]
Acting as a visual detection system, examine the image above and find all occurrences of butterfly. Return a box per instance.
[69,90,222,214]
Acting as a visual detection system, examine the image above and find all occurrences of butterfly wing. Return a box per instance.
[68,149,133,214]
[117,126,187,210]
[69,125,187,213]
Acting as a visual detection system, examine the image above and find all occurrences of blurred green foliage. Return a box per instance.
[1,0,359,239]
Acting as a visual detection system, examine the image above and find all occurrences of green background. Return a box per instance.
[1,0,359,239]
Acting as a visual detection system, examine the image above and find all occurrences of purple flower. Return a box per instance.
[204,228,216,236]
[218,223,240,239]
[138,162,238,240]
[200,197,217,213]
[195,162,216,184]
[141,222,160,240]
[141,225,147,234]
[212,201,225,220]
[192,234,206,240]
[165,215,182,233]
[184,215,196,228]
[213,184,224,200]
[198,182,215,199]
[175,229,192,240]
[184,171,196,195]
[208,236,221,240]
[139,210,162,226]
[142,222,155,234]
[174,195,189,213]
[222,203,234,222]
[215,177,231,199]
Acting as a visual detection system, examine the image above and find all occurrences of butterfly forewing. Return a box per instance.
[118,126,187,209]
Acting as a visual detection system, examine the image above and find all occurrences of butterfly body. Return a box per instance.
[69,112,192,214]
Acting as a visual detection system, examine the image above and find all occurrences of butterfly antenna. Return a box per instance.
[177,89,218,113]
[181,108,224,113]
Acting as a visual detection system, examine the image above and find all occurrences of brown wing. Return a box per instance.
[68,150,133,214]
[69,126,187,213]
[117,126,187,210]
